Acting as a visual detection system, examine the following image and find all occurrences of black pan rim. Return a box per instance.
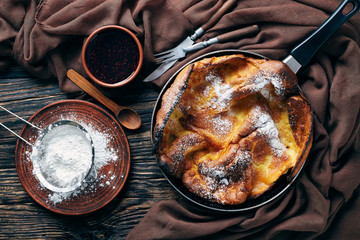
[150,49,309,212]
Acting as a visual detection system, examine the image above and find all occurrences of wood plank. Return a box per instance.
[0,65,184,239]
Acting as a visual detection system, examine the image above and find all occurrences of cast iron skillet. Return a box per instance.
[150,0,359,212]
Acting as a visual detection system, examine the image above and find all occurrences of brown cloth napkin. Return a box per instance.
[1,0,360,239]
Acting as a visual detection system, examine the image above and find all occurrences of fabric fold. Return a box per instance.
[0,0,359,239]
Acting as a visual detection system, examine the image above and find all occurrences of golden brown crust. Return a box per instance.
[158,132,208,178]
[153,64,193,151]
[154,54,313,205]
[287,94,313,179]
[257,60,299,97]
[287,95,313,146]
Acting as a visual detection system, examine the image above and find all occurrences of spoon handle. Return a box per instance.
[0,122,34,146]
[0,105,42,131]
[67,69,122,115]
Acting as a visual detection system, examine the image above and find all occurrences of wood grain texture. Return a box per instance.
[0,65,180,239]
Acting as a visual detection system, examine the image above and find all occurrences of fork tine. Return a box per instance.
[161,58,177,64]
[158,56,179,64]
[155,53,175,61]
[154,49,175,57]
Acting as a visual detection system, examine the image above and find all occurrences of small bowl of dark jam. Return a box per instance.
[82,25,143,88]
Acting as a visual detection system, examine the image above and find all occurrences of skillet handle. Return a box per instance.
[290,0,359,67]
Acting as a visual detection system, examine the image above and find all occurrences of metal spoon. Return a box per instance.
[67,69,142,130]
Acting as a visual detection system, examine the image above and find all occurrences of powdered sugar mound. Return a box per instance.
[31,124,93,190]
[204,72,233,111]
[268,73,285,96]
[250,71,285,100]
[82,123,118,172]
[250,106,286,156]
[29,115,120,205]
[48,190,78,205]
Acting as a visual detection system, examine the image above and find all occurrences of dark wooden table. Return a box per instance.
[2,63,360,240]
[0,63,179,239]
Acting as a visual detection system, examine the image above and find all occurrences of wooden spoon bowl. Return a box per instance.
[67,69,141,130]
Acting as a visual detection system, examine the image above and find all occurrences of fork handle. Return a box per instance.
[185,25,260,53]
[200,0,236,33]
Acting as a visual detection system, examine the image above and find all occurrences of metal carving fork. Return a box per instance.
[155,25,259,64]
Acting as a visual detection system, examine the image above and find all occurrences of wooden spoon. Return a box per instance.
[67,69,141,130]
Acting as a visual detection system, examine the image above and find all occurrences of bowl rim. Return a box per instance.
[81,25,143,88]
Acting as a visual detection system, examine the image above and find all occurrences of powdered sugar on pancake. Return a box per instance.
[211,115,233,136]
[204,72,232,111]
[197,149,252,204]
[249,71,285,100]
[250,106,286,156]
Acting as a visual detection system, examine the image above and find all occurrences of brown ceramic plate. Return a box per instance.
[15,100,130,215]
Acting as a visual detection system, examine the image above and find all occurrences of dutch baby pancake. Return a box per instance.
[154,54,313,205]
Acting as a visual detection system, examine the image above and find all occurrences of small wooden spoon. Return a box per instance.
[67,69,141,130]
